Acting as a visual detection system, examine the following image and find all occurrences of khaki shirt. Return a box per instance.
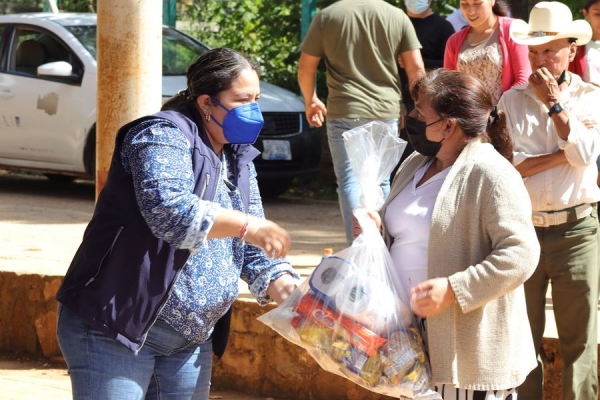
[300,0,421,120]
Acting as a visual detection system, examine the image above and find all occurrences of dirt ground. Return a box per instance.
[0,169,347,275]
[0,356,282,400]
[0,170,347,400]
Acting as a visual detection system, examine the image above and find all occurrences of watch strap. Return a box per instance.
[548,103,563,117]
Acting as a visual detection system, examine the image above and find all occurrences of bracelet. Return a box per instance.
[238,214,250,244]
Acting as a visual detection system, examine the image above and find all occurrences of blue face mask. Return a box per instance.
[210,97,264,144]
[405,0,430,14]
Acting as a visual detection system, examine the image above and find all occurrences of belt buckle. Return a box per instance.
[532,214,549,227]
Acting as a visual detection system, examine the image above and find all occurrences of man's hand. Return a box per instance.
[529,67,562,108]
[529,68,572,140]
[305,99,327,128]
[297,52,326,128]
[582,119,596,130]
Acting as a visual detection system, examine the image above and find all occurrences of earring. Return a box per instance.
[205,113,211,122]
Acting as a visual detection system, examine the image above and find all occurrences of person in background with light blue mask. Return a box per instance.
[400,0,454,111]
[56,47,299,400]
[397,0,454,166]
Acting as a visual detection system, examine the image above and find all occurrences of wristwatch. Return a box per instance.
[548,103,564,117]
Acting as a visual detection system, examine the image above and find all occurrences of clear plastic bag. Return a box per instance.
[342,120,405,211]
[259,122,440,399]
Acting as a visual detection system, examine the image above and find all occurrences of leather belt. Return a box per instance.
[532,203,594,227]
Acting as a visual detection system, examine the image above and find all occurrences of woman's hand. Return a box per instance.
[209,210,290,258]
[351,210,381,239]
[267,273,298,304]
[245,216,291,259]
[410,278,456,318]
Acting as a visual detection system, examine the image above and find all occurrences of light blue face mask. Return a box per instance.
[210,97,264,144]
[405,0,430,14]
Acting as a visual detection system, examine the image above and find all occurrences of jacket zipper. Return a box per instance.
[199,173,210,199]
[85,226,124,286]
[135,169,216,355]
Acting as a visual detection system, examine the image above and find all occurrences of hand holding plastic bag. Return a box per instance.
[342,121,406,211]
[259,122,440,398]
[258,246,437,398]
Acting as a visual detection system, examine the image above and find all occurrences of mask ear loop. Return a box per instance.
[209,97,230,129]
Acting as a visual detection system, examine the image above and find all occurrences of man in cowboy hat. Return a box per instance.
[498,2,600,399]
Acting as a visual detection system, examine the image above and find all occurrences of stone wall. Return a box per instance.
[0,272,62,360]
[0,271,597,400]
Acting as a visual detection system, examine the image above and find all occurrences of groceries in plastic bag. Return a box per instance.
[258,244,437,398]
[258,122,440,399]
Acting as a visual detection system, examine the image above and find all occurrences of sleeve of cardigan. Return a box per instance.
[448,165,540,313]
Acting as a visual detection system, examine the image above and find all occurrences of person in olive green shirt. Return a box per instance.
[297,0,425,243]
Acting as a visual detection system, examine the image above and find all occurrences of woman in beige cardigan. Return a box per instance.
[355,69,539,398]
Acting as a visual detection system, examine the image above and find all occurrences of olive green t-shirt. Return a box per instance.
[301,0,421,120]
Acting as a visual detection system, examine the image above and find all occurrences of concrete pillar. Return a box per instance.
[96,0,163,198]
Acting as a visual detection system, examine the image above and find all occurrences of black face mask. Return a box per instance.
[402,115,444,157]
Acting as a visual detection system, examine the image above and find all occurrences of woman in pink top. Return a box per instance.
[444,0,531,103]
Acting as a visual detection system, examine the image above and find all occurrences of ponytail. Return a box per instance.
[484,109,513,163]
[161,88,193,111]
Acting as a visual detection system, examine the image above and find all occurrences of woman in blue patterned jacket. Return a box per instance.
[56,48,299,400]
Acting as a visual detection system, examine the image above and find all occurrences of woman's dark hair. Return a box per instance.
[410,68,513,162]
[162,48,260,111]
[492,0,510,16]
[583,0,600,10]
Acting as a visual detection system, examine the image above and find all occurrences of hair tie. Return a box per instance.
[487,105,500,127]
[178,88,194,101]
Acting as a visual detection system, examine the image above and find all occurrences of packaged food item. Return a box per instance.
[293,292,387,356]
[258,122,439,399]
[260,271,436,398]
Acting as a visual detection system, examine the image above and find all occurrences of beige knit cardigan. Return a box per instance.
[381,139,539,390]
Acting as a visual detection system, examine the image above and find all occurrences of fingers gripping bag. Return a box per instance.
[259,122,440,399]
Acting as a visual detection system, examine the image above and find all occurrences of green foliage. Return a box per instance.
[178,0,470,101]
[0,0,95,13]
[3,0,589,97]
[59,0,95,12]
[182,0,303,94]
[0,0,40,13]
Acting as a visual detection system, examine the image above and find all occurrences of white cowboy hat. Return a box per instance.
[510,1,592,46]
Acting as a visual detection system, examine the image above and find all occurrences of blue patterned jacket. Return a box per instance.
[56,105,259,357]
